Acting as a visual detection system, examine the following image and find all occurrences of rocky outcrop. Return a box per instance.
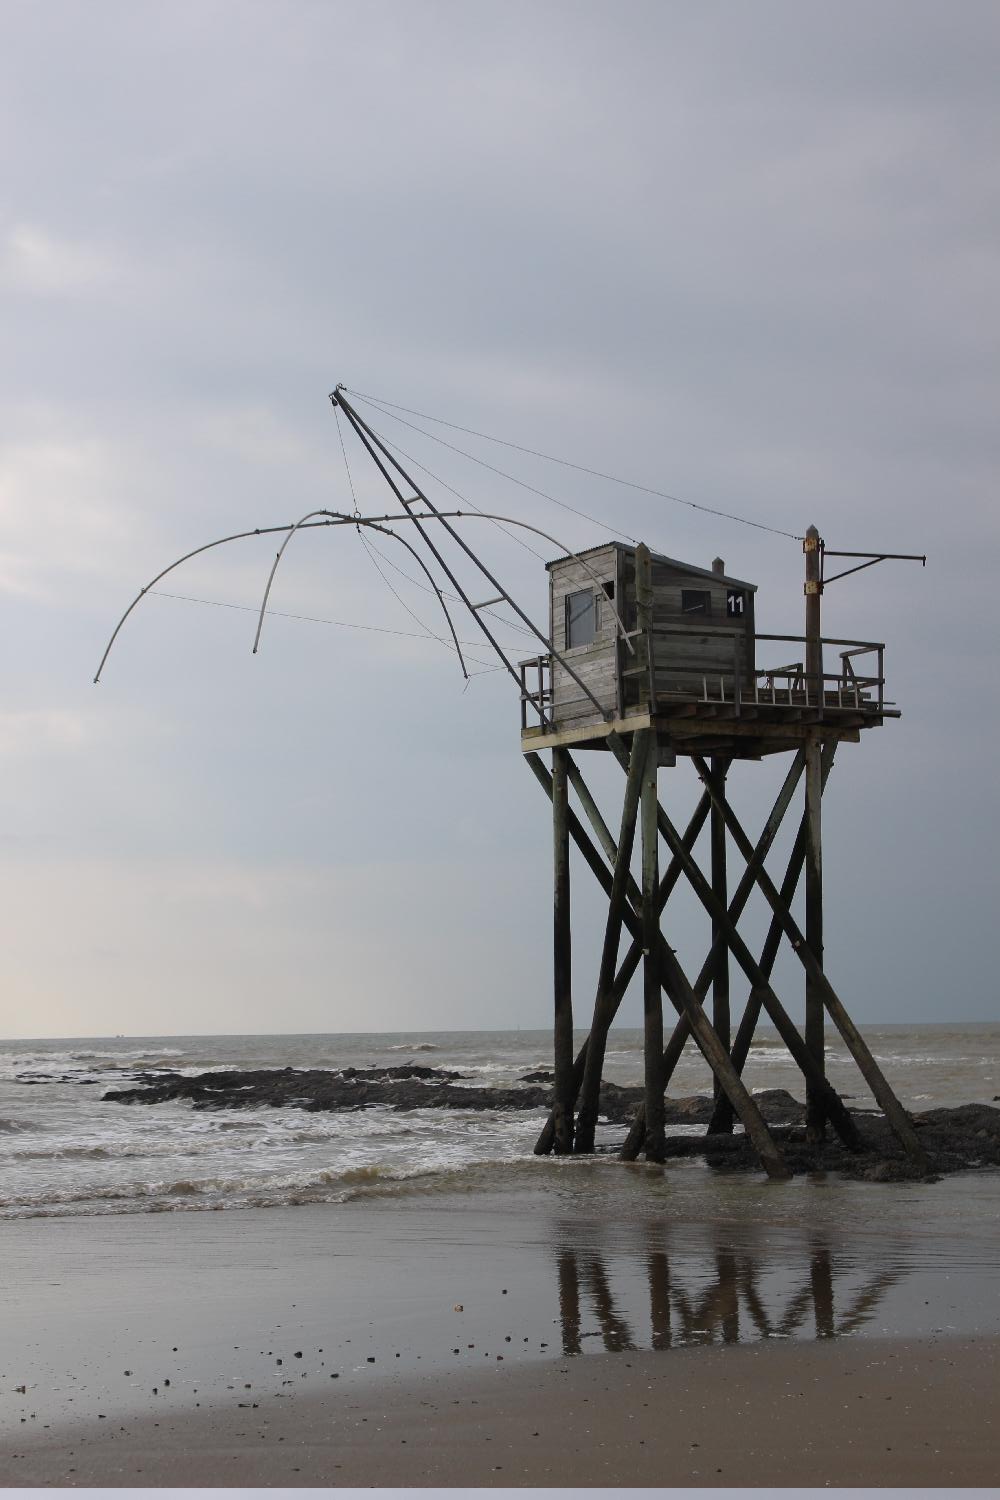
[101,1066,1000,1178]
[104,1066,550,1114]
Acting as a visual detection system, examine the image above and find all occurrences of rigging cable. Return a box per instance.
[339,381,546,562]
[336,405,473,674]
[357,533,537,641]
[346,386,803,542]
[148,590,505,673]
[334,405,361,517]
[356,526,473,675]
[363,420,547,566]
[355,393,640,545]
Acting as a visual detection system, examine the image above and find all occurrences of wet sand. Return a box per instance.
[3,1176,999,1486]
[5,1335,998,1487]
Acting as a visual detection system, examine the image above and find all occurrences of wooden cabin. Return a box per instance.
[519,539,894,760]
[546,541,755,728]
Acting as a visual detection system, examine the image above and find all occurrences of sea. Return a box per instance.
[1,1023,997,1222]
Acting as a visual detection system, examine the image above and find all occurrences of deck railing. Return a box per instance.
[519,654,553,730]
[521,634,887,730]
[746,634,885,713]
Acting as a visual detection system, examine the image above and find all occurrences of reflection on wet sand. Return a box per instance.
[555,1232,902,1356]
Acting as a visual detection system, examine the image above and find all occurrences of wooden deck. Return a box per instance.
[520,630,894,759]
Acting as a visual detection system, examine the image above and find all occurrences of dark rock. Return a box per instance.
[520,1070,554,1083]
[752,1088,808,1124]
[338,1064,466,1082]
[103,1066,546,1115]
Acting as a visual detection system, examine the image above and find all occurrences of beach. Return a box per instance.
[7,1332,997,1487]
[2,1028,999,1486]
[3,1175,1000,1487]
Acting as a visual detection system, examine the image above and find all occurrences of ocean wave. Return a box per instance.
[385,1042,439,1052]
[871,1053,984,1066]
[1,1047,186,1070]
[5,1135,264,1162]
[0,1117,33,1133]
[0,1157,448,1218]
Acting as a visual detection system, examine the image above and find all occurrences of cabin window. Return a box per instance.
[565,589,596,648]
[594,581,615,632]
[681,589,711,616]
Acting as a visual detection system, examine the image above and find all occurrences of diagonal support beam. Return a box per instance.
[689,754,928,1171]
[606,736,862,1154]
[708,741,838,1134]
[646,932,790,1176]
[621,749,804,1157]
[526,750,791,1177]
[620,748,860,1157]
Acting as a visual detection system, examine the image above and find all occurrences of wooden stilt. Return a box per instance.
[551,746,574,1155]
[710,755,730,1105]
[575,730,648,1153]
[529,757,709,1155]
[804,733,826,1141]
[804,526,826,1143]
[690,754,929,1171]
[620,1018,691,1160]
[641,735,666,1162]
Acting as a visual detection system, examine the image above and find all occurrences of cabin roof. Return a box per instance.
[545,539,757,592]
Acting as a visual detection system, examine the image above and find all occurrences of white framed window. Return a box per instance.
[565,589,596,647]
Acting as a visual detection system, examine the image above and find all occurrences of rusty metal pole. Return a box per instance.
[804,525,826,1141]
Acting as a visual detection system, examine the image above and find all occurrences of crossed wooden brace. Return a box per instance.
[526,732,927,1177]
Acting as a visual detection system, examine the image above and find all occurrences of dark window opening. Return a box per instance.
[565,589,596,648]
[602,579,615,600]
[681,589,711,616]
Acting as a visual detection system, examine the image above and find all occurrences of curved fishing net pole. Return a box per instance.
[249,508,469,672]
[95,509,628,722]
[252,507,631,671]
[94,514,468,684]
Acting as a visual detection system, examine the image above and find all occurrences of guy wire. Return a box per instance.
[347,387,803,542]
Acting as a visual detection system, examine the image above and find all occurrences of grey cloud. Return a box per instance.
[1,0,997,1035]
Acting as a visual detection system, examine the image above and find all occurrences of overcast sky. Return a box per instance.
[1,0,997,1040]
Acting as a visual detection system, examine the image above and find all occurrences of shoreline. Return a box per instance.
[3,1180,1000,1486]
[5,1333,997,1487]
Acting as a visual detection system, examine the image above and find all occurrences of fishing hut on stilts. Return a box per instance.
[520,534,925,1174]
[96,383,928,1179]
